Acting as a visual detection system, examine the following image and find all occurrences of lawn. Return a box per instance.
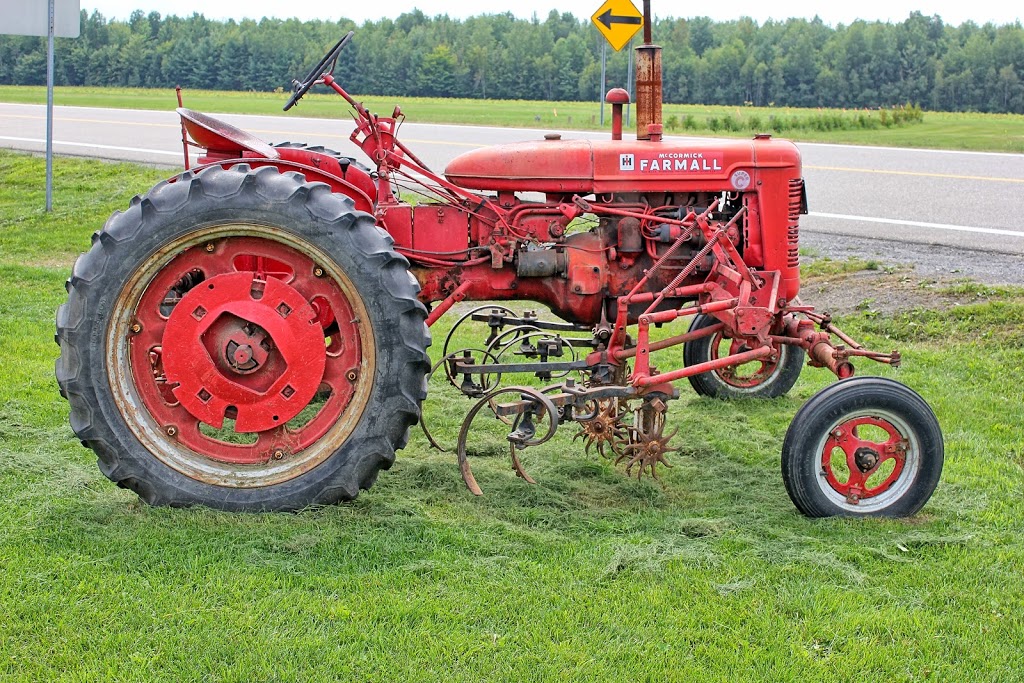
[1,150,1023,680]
[2,85,1024,153]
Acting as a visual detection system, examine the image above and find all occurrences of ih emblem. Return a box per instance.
[620,153,635,171]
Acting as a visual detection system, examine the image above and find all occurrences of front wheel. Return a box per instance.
[781,377,943,517]
[56,164,430,511]
[683,313,805,399]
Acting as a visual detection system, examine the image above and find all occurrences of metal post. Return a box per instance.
[625,38,633,128]
[643,0,652,43]
[599,41,607,126]
[46,0,55,212]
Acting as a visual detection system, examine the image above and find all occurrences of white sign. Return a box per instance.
[1,0,81,38]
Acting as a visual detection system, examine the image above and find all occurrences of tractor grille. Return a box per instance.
[787,179,803,269]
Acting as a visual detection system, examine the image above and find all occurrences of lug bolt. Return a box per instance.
[313,266,325,278]
[129,322,143,335]
[346,370,358,382]
[165,426,178,437]
[204,242,216,252]
[272,449,285,460]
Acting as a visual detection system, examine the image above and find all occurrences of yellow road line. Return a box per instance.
[806,164,1024,184]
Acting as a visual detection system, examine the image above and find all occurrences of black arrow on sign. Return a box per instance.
[596,9,642,30]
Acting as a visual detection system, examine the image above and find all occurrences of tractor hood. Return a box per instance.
[444,135,801,195]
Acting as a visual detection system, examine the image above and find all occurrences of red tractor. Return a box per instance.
[55,19,943,517]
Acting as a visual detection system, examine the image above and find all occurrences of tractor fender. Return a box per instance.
[190,154,377,215]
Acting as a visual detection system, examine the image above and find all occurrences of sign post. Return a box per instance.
[592,0,643,129]
[46,0,55,211]
[1,0,80,211]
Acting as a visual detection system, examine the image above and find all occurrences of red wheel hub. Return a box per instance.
[125,233,368,470]
[712,335,779,388]
[821,416,908,503]
[162,271,326,432]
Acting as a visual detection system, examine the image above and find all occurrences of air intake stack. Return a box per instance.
[635,0,662,140]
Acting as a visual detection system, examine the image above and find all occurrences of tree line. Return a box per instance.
[1,9,1023,113]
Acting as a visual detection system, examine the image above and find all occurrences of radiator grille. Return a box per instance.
[787,179,803,269]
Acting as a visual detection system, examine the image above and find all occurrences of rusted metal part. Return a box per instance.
[456,386,561,495]
[573,397,628,459]
[642,0,653,43]
[803,310,901,367]
[619,427,677,479]
[615,396,676,479]
[176,88,191,170]
[612,321,723,362]
[177,108,279,159]
[419,347,506,452]
[634,44,662,141]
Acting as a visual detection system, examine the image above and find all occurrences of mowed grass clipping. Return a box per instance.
[1,150,1024,680]
[2,85,1024,153]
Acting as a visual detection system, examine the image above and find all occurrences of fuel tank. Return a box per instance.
[443,135,801,195]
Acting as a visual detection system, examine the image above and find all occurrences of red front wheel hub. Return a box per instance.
[821,415,909,504]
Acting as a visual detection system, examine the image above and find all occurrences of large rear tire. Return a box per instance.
[56,164,430,511]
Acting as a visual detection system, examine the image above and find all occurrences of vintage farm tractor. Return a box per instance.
[55,9,943,517]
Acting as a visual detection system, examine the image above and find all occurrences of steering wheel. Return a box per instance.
[283,31,354,111]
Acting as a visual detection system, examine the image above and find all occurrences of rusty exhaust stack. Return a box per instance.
[635,0,662,140]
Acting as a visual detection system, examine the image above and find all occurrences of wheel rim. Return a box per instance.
[813,407,920,513]
[709,333,781,389]
[107,224,375,488]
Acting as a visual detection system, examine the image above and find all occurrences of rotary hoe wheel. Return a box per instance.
[683,312,805,399]
[55,165,430,511]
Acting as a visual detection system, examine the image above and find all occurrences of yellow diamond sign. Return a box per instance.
[591,0,643,51]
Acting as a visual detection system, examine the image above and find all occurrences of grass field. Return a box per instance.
[3,85,1024,153]
[2,149,1024,680]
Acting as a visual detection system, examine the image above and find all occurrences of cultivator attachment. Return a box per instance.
[424,198,904,496]
[452,380,681,494]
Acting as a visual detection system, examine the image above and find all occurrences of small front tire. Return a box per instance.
[781,377,943,518]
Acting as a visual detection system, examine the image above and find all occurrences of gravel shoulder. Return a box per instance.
[799,232,1024,316]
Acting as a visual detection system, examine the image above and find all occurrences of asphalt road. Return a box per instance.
[3,102,1024,271]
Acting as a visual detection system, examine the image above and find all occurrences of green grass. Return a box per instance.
[2,150,1024,680]
[3,85,1024,153]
